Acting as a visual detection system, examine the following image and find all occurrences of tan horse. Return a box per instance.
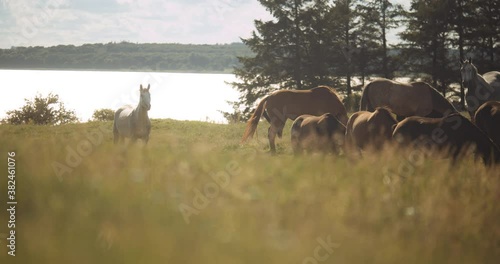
[460,58,500,121]
[360,78,458,120]
[345,107,397,151]
[290,113,346,154]
[474,101,500,148]
[241,86,348,152]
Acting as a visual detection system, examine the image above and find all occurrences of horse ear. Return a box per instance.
[140,84,143,91]
[147,84,150,91]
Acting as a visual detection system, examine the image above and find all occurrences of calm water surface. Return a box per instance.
[1,70,239,123]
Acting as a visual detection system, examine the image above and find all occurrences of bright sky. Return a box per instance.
[0,0,271,48]
[0,0,411,48]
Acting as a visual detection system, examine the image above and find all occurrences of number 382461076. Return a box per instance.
[8,152,16,199]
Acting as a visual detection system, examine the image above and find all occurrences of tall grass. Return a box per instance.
[0,119,499,263]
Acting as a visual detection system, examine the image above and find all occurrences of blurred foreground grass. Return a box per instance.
[0,119,499,264]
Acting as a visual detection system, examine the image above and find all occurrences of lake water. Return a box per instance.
[0,70,240,123]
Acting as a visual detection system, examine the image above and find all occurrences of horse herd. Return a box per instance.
[241,59,500,166]
[111,60,499,166]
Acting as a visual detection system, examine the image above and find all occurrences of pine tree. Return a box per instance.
[330,0,361,95]
[229,0,332,119]
[361,0,404,79]
[399,0,453,96]
[448,0,476,108]
[470,0,500,71]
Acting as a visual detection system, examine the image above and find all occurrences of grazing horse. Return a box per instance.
[392,113,500,165]
[360,78,458,120]
[460,58,500,121]
[113,84,151,145]
[345,107,397,151]
[474,101,500,148]
[241,86,348,152]
[290,113,346,154]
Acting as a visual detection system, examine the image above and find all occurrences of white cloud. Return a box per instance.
[0,0,272,48]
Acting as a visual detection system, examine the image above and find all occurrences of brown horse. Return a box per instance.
[474,101,500,147]
[241,86,348,152]
[345,107,397,151]
[392,113,500,165]
[290,113,346,154]
[360,78,458,120]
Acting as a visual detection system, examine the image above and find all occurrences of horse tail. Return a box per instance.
[241,96,269,143]
[360,83,372,111]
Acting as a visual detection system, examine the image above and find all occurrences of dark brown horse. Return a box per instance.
[360,78,458,120]
[345,107,397,151]
[392,113,500,165]
[241,86,348,152]
[290,113,346,154]
[474,101,500,147]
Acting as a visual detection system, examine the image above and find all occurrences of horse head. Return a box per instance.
[460,58,477,88]
[139,84,151,110]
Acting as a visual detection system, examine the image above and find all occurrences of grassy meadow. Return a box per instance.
[0,118,499,263]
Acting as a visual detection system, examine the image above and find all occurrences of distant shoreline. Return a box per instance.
[0,42,251,75]
[0,67,235,75]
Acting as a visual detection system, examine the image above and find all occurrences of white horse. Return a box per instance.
[113,84,151,145]
[460,58,500,121]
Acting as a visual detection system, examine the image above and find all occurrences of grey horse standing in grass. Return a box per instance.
[113,84,151,145]
[460,58,500,121]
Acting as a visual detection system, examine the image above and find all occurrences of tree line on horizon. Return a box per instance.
[0,42,252,73]
[227,0,500,121]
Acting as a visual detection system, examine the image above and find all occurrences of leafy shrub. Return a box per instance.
[92,108,115,121]
[3,93,78,125]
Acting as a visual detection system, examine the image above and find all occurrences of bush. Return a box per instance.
[92,108,115,121]
[3,93,78,125]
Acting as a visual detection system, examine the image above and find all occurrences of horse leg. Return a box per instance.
[268,126,277,153]
[268,119,286,153]
[143,134,150,146]
[130,136,138,146]
[113,124,119,145]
